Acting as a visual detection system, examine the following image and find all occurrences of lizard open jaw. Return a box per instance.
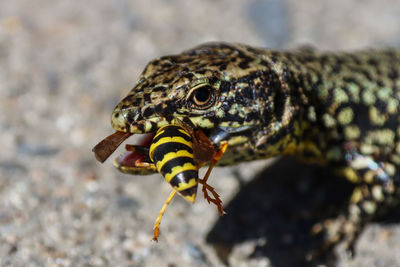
[113,133,158,174]
[92,131,158,175]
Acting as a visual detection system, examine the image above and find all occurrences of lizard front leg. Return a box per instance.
[310,146,399,259]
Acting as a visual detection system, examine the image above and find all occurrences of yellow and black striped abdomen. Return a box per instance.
[149,124,198,203]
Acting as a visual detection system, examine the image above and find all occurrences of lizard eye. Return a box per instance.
[188,84,214,109]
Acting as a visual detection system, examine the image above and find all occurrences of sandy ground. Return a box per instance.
[1,0,400,266]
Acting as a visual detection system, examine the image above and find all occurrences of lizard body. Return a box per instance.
[103,43,400,255]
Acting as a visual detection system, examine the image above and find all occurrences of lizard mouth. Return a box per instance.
[92,131,158,174]
[113,133,158,174]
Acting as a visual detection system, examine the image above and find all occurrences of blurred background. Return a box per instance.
[1,0,400,266]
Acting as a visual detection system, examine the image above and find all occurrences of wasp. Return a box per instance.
[93,120,228,241]
[148,122,228,240]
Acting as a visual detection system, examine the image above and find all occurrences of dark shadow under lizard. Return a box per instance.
[206,157,400,266]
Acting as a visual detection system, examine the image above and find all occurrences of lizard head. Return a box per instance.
[99,42,302,172]
[111,43,275,148]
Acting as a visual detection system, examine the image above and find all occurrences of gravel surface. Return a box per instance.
[1,0,400,266]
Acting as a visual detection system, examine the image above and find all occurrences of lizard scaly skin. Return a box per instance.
[109,43,400,255]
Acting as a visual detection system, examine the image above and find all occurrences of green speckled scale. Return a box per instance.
[109,43,400,256]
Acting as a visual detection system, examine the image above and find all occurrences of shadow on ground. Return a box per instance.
[206,158,400,266]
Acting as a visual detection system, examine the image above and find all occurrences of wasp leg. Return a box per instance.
[198,180,226,215]
[125,144,149,153]
[199,141,229,216]
[124,144,152,167]
[152,190,177,241]
[125,144,151,159]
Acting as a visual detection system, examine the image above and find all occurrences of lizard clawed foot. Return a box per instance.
[307,216,358,261]
[199,178,226,216]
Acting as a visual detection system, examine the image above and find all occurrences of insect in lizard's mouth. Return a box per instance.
[92,122,254,172]
[113,127,213,174]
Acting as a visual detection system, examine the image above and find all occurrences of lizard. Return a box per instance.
[93,42,400,257]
